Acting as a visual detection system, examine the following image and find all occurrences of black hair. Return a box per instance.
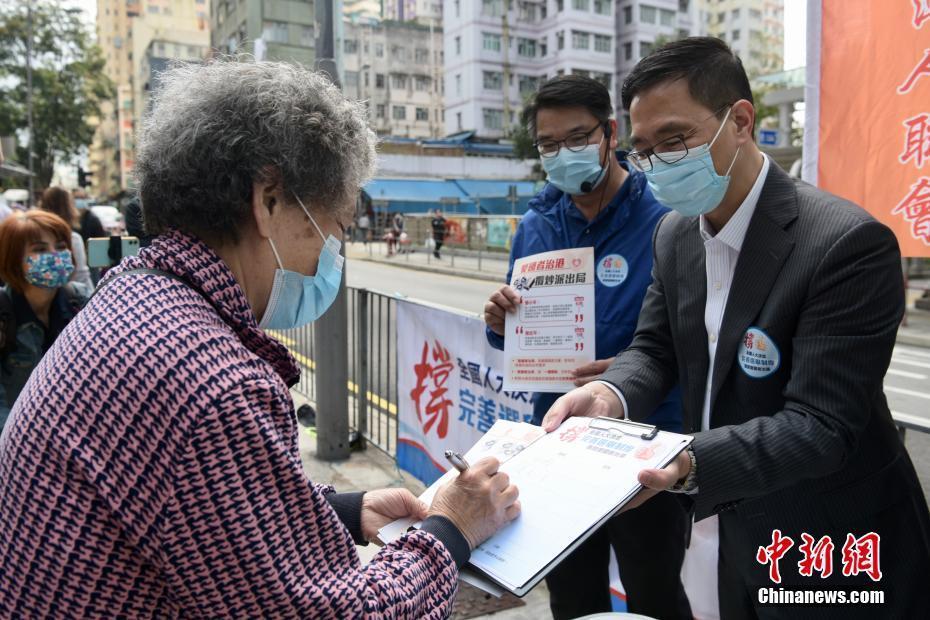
[621,37,753,118]
[522,75,613,137]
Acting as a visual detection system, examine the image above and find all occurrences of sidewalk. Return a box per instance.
[347,242,930,349]
[294,393,552,620]
[347,241,509,283]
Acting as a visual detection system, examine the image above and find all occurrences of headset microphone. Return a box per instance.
[580,122,612,193]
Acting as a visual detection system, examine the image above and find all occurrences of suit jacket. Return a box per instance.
[602,162,930,612]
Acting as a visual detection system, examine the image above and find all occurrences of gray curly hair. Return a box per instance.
[135,60,376,243]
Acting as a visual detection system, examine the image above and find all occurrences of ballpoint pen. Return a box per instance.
[444,450,470,473]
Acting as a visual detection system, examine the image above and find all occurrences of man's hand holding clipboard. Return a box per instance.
[542,383,694,511]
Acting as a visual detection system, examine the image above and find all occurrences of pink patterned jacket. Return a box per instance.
[0,231,466,618]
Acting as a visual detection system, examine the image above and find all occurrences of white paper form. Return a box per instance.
[503,247,595,393]
[377,420,546,544]
[469,416,691,592]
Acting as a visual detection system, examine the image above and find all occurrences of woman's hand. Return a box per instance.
[360,489,429,544]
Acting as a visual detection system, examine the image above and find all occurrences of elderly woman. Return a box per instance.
[0,62,519,617]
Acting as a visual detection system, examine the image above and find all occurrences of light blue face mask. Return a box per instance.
[644,108,740,217]
[542,139,607,195]
[258,195,345,330]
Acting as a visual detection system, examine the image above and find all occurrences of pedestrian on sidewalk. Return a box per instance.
[38,186,95,292]
[0,60,520,619]
[430,208,447,259]
[357,212,371,245]
[483,74,691,620]
[0,211,87,430]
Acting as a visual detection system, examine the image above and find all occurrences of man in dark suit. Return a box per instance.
[543,37,930,618]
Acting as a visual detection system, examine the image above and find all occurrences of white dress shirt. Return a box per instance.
[597,154,770,432]
[697,154,769,430]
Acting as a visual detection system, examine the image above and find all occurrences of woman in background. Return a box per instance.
[38,187,95,291]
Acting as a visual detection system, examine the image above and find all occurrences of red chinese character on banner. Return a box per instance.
[798,533,835,579]
[900,113,930,168]
[893,177,930,245]
[841,532,882,582]
[899,49,930,94]
[556,258,566,269]
[410,340,454,439]
[914,0,930,29]
[756,529,795,584]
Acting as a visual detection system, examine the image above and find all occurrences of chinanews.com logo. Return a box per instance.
[755,530,885,607]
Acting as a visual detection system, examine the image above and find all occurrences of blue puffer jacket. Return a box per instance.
[487,157,683,430]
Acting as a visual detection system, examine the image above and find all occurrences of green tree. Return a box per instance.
[508,122,539,161]
[0,1,113,188]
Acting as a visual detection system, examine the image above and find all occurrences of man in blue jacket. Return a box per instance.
[484,75,691,619]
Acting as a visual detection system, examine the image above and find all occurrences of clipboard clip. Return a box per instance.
[589,417,659,441]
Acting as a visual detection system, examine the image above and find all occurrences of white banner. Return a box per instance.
[396,300,535,485]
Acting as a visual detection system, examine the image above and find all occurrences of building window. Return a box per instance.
[391,45,407,61]
[732,29,740,40]
[640,41,654,58]
[572,30,590,50]
[455,36,461,55]
[344,39,358,54]
[571,68,589,78]
[483,108,503,130]
[391,74,407,89]
[456,112,462,130]
[640,5,657,24]
[572,0,590,10]
[345,71,359,87]
[300,26,314,47]
[262,21,289,44]
[415,48,429,64]
[376,104,385,119]
[557,31,565,50]
[483,70,503,90]
[624,41,633,61]
[518,38,537,57]
[750,8,762,20]
[416,107,429,121]
[594,0,610,15]
[732,8,740,19]
[594,72,611,90]
[518,74,539,95]
[624,5,633,24]
[455,0,461,17]
[660,9,675,26]
[679,0,689,11]
[375,43,384,57]
[393,106,406,120]
[455,73,462,95]
[482,0,503,16]
[415,75,430,91]
[482,32,502,52]
[375,73,386,88]
[364,72,370,87]
[594,34,611,53]
[557,0,564,11]
[717,11,725,24]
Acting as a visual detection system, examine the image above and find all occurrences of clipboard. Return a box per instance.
[380,417,693,598]
[468,417,692,597]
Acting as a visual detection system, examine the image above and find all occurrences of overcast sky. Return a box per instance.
[72,0,809,70]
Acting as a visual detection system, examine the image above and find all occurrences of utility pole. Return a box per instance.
[313,0,351,461]
[26,0,34,206]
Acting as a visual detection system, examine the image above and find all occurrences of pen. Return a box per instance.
[444,450,470,473]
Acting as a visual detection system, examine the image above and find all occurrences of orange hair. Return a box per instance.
[0,210,74,293]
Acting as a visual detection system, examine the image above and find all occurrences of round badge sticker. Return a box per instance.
[596,254,629,287]
[737,327,780,378]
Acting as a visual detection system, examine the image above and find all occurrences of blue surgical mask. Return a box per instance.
[644,108,740,217]
[258,195,345,330]
[542,139,606,195]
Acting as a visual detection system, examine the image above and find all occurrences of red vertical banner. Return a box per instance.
[815,1,930,257]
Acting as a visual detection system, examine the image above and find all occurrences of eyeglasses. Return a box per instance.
[534,123,604,159]
[626,105,732,172]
